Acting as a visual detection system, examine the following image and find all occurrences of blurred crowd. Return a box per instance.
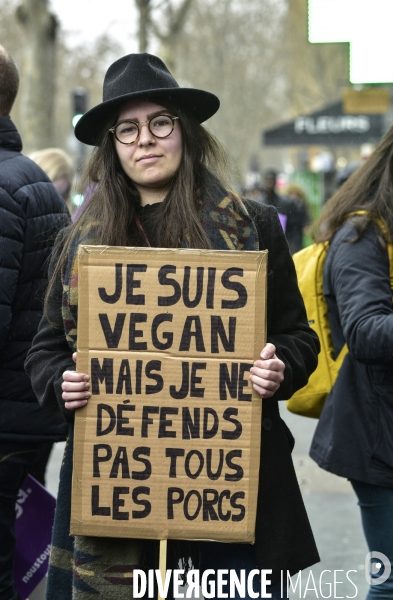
[244,170,311,254]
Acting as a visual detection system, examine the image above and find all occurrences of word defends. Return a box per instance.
[71,246,267,543]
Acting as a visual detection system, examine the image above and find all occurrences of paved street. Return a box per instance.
[281,406,369,599]
[45,406,370,599]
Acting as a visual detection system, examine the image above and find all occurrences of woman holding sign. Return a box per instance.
[26,53,319,599]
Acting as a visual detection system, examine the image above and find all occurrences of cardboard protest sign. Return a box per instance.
[71,246,267,543]
[14,475,55,599]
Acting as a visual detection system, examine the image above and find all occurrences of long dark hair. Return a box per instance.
[45,100,230,315]
[313,125,393,245]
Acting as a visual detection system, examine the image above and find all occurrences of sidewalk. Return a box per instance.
[282,406,368,598]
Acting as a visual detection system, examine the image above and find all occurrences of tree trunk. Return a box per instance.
[160,40,176,74]
[16,0,58,153]
[155,0,194,74]
[135,0,151,53]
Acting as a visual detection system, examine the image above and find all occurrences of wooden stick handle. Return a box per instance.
[158,539,168,600]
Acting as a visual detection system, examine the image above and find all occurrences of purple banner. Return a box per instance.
[278,212,287,232]
[13,475,56,600]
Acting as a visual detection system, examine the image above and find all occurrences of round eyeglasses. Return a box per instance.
[109,114,179,145]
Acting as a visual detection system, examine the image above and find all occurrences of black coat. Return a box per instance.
[0,116,69,442]
[26,201,320,580]
[259,192,305,254]
[310,219,393,487]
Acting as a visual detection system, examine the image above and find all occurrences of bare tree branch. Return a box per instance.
[134,0,195,71]
[171,0,194,36]
[151,0,167,11]
[150,18,165,41]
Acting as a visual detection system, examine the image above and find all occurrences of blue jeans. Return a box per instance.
[198,542,287,599]
[350,479,393,600]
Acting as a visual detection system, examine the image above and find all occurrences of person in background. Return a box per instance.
[0,46,68,600]
[284,183,311,253]
[260,169,287,210]
[27,148,75,484]
[29,147,74,212]
[309,126,393,599]
[259,169,299,253]
[334,161,361,190]
[244,182,264,204]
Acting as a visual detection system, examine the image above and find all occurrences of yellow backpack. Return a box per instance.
[286,212,393,418]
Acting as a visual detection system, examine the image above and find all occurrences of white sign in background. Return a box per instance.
[308,0,393,84]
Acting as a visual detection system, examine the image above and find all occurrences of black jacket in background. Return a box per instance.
[0,115,69,442]
[259,191,304,254]
[310,219,393,487]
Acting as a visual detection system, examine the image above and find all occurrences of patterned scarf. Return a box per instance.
[61,183,259,351]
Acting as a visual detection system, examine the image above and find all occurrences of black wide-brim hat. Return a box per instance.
[75,53,220,146]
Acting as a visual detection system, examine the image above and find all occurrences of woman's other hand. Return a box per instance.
[250,343,285,398]
[62,352,90,410]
